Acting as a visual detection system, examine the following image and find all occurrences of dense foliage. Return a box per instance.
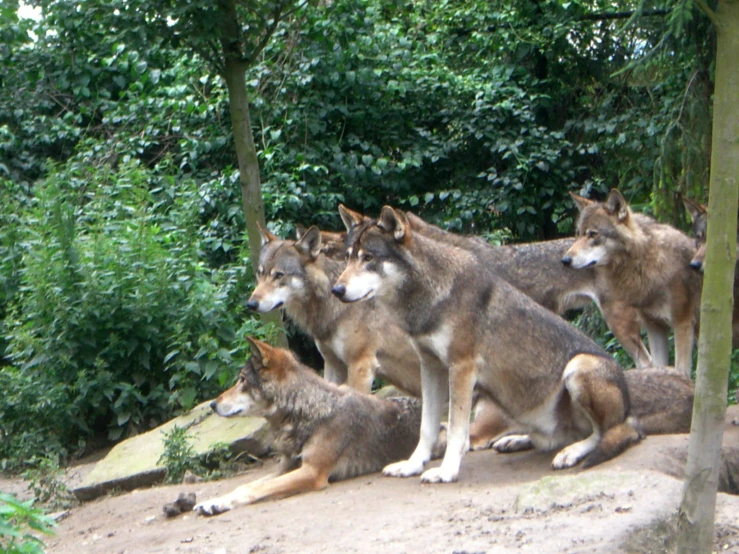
[0,0,729,469]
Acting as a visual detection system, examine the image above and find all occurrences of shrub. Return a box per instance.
[1,160,271,469]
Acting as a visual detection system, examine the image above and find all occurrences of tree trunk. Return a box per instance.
[220,4,286,345]
[676,1,739,551]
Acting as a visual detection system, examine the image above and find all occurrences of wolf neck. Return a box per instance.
[284,255,349,340]
[390,232,467,335]
[264,365,339,456]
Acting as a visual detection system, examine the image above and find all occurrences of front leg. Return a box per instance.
[195,464,328,516]
[421,357,476,484]
[384,352,448,478]
[643,316,670,368]
[316,341,348,385]
[345,353,379,394]
[600,301,651,368]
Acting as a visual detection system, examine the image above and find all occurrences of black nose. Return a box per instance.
[246,299,259,311]
[331,284,346,299]
[209,400,217,412]
[561,256,572,267]
[689,260,703,272]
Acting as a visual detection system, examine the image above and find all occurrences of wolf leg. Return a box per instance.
[345,354,379,394]
[194,464,329,516]
[552,354,641,469]
[421,358,476,483]
[384,353,447,478]
[672,318,695,378]
[469,397,513,450]
[643,316,670,368]
[601,301,651,368]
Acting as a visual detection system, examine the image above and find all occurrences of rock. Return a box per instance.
[72,400,270,501]
[163,492,197,518]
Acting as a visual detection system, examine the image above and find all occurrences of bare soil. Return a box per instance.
[9,431,738,554]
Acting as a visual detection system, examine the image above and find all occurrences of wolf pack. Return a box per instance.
[193,189,731,516]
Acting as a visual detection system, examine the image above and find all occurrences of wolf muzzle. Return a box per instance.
[561,256,573,267]
[246,299,259,311]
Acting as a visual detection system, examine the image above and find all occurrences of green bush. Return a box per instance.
[1,160,272,470]
[0,493,55,554]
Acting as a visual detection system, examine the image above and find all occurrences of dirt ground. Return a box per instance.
[7,429,738,554]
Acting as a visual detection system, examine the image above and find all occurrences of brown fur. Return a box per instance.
[333,205,643,482]
[247,223,421,396]
[194,338,436,515]
[404,211,656,369]
[563,190,701,377]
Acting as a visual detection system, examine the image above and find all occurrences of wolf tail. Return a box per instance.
[582,416,644,469]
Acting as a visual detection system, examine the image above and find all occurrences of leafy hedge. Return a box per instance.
[0,161,270,470]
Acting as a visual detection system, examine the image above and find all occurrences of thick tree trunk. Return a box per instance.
[676,2,739,552]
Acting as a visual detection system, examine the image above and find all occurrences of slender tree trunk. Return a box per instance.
[676,2,739,551]
[220,0,286,345]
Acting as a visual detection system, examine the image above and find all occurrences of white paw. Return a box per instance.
[552,443,590,469]
[420,466,458,484]
[193,497,233,516]
[383,459,425,478]
[492,434,533,453]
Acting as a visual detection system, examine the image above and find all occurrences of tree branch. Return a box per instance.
[693,0,721,29]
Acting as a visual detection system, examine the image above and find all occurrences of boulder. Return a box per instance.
[72,401,269,501]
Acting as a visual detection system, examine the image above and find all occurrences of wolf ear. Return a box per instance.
[294,225,322,259]
[569,192,594,212]
[682,197,707,223]
[257,222,278,247]
[604,189,630,222]
[338,204,367,232]
[377,206,409,242]
[245,337,274,368]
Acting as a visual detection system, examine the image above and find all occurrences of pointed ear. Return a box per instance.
[682,197,706,223]
[245,337,274,368]
[256,222,278,247]
[569,192,594,212]
[294,225,322,259]
[377,206,408,241]
[604,189,630,222]
[338,204,367,232]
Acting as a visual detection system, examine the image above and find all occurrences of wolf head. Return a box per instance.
[331,205,410,303]
[246,223,326,312]
[683,197,707,273]
[562,189,634,269]
[210,337,287,418]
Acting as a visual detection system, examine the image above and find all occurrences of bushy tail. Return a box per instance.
[583,416,644,469]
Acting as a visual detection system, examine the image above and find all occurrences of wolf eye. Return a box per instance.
[273,271,284,280]
[362,253,374,263]
[586,230,599,239]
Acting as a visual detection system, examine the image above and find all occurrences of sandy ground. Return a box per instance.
[11,431,736,554]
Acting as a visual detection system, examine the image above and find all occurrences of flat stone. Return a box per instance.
[73,401,269,501]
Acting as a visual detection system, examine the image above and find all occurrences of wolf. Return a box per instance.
[562,190,701,377]
[246,223,422,396]
[404,211,657,370]
[332,205,643,483]
[683,197,739,348]
[194,338,431,515]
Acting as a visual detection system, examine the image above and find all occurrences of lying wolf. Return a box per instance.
[194,338,436,515]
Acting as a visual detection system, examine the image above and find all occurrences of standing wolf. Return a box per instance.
[194,338,430,514]
[332,205,643,483]
[246,223,422,396]
[563,190,702,377]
